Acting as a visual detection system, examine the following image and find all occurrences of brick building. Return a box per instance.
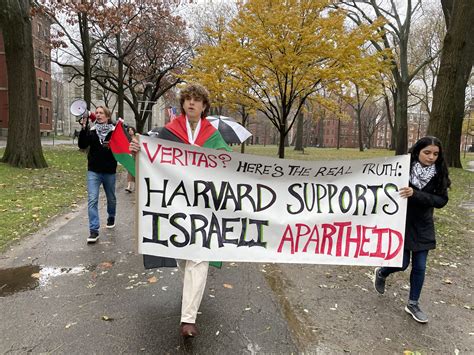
[0,13,52,137]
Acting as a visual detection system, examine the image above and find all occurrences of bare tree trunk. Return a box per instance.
[394,83,409,154]
[428,0,474,168]
[355,86,364,152]
[294,111,304,151]
[136,113,146,133]
[116,33,124,119]
[0,0,47,168]
[278,120,286,158]
[79,12,92,109]
[337,117,341,149]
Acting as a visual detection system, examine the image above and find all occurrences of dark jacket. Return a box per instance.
[404,176,448,251]
[78,127,117,174]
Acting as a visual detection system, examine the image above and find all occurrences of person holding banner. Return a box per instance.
[130,83,231,338]
[78,106,117,244]
[374,136,451,323]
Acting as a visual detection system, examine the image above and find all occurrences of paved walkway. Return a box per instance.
[0,173,297,353]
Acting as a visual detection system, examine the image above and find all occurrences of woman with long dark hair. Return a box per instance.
[374,136,451,323]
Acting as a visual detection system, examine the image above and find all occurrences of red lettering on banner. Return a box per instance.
[334,221,351,257]
[277,225,295,254]
[143,143,220,169]
[302,225,320,253]
[358,225,371,257]
[161,147,173,163]
[143,142,162,163]
[277,222,403,260]
[369,227,388,258]
[172,147,185,165]
[386,229,403,259]
[321,223,336,255]
[295,223,311,253]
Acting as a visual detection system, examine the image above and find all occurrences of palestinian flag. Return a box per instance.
[109,120,135,177]
[159,114,232,152]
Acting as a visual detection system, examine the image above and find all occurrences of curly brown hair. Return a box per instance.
[179,83,211,118]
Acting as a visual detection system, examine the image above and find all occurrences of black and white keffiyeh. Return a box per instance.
[410,161,436,189]
[94,123,114,144]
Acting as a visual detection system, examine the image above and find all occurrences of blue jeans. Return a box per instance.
[87,171,116,233]
[379,249,429,302]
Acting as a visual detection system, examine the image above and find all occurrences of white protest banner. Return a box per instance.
[137,136,410,267]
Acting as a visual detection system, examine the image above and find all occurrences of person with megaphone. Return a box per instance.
[78,106,117,244]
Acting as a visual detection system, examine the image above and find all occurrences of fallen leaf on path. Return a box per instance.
[101,315,114,321]
[65,322,77,329]
[223,283,233,289]
[442,279,452,284]
[148,276,158,283]
[161,286,168,291]
[31,273,40,279]
[98,262,113,269]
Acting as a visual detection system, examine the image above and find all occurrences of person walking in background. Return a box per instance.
[125,125,136,193]
[78,106,117,244]
[130,83,231,339]
[374,136,451,323]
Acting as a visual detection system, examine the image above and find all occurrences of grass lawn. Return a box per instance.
[0,146,88,251]
[1,144,473,257]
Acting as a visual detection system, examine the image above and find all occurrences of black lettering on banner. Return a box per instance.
[145,177,168,207]
[339,186,353,213]
[193,180,211,208]
[142,210,168,246]
[382,183,399,215]
[169,213,190,247]
[167,180,191,207]
[354,184,368,216]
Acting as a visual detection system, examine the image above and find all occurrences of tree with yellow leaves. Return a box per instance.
[197,0,388,158]
[182,4,260,153]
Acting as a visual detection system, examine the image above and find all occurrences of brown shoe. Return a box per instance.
[180,322,198,338]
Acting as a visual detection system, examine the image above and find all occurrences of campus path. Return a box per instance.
[1,169,473,353]
[0,137,73,148]
[0,174,297,354]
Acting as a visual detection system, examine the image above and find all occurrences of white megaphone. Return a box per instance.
[70,99,96,123]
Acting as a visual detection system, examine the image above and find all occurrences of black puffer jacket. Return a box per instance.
[404,176,448,251]
[78,127,117,174]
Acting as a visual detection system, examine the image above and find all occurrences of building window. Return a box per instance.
[46,108,49,124]
[45,82,48,98]
[95,90,103,101]
[38,79,42,97]
[39,106,43,123]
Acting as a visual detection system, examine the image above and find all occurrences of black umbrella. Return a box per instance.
[206,115,252,144]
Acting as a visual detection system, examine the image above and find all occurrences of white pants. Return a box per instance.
[179,260,209,324]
